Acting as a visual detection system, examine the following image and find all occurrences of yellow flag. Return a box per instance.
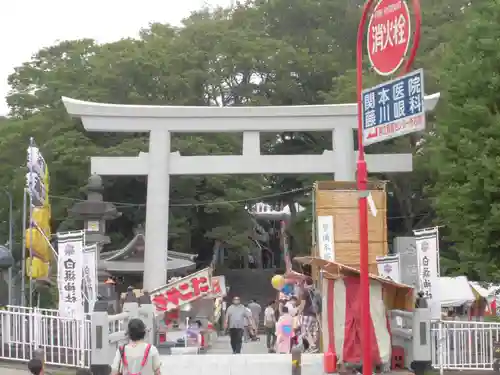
[26,257,49,279]
[25,228,51,263]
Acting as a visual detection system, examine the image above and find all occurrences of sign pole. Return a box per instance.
[356,3,374,375]
[357,1,421,374]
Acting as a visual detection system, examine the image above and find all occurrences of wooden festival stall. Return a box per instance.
[295,256,413,361]
[312,181,388,279]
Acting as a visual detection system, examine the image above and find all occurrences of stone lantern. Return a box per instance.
[68,174,121,312]
[69,174,120,273]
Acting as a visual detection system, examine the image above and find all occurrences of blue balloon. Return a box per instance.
[282,325,292,337]
[281,284,293,295]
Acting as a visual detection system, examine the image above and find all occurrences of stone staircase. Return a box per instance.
[216,268,278,333]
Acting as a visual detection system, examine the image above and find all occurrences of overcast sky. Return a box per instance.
[0,0,232,116]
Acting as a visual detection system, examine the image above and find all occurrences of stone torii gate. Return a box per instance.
[62,93,440,291]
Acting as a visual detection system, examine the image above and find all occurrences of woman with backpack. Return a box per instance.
[112,318,162,375]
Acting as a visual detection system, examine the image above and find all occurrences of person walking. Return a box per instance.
[248,299,262,328]
[298,280,320,353]
[276,306,293,353]
[264,300,277,352]
[244,304,254,342]
[111,318,162,375]
[224,296,253,354]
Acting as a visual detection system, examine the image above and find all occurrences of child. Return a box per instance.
[291,327,303,351]
[275,306,293,353]
[28,358,44,375]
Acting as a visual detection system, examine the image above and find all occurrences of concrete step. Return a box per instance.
[159,352,324,375]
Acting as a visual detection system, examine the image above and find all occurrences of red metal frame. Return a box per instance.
[356,1,421,374]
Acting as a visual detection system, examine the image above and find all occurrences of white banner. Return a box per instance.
[414,227,441,320]
[83,244,98,313]
[26,143,48,207]
[57,231,85,319]
[317,216,335,262]
[376,254,401,283]
[207,276,227,298]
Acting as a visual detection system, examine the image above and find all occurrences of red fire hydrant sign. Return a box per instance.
[367,0,411,76]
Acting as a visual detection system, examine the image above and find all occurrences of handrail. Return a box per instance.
[391,309,413,319]
[108,312,129,323]
[391,327,413,340]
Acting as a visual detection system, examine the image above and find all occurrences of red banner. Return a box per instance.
[208,276,226,298]
[151,268,212,312]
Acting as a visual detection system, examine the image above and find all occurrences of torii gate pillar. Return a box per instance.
[63,93,440,291]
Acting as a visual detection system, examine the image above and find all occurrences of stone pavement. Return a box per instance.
[209,334,269,354]
[0,366,72,375]
[160,334,324,375]
[0,368,24,375]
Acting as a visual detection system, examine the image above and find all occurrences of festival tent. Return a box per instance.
[469,281,500,316]
[295,256,413,367]
[439,276,475,308]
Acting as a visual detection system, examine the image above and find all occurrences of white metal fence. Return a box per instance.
[431,320,500,371]
[0,306,91,368]
[4,306,499,371]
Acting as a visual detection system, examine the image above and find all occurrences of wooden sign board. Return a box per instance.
[312,181,388,278]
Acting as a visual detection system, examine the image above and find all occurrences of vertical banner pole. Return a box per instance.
[6,190,13,305]
[80,230,87,368]
[436,227,441,278]
[356,3,374,374]
[20,188,27,307]
[28,137,35,308]
[28,190,33,307]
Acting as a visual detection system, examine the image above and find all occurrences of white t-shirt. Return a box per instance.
[264,306,276,327]
[112,342,162,375]
[244,307,253,326]
[285,302,297,317]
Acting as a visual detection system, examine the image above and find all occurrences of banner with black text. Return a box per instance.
[414,227,441,320]
[57,230,84,319]
[83,244,98,313]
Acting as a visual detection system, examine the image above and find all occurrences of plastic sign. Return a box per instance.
[151,268,212,312]
[361,69,425,146]
[207,276,227,298]
[367,0,411,76]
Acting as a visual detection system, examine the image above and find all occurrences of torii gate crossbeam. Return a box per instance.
[63,93,440,291]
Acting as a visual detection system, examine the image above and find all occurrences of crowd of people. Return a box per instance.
[25,278,320,374]
[224,279,320,354]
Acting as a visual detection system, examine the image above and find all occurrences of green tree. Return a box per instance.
[0,0,487,278]
[425,0,500,279]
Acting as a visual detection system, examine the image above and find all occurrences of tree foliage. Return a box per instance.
[425,0,500,280]
[0,0,495,279]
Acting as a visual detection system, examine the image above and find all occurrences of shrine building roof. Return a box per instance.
[99,232,197,275]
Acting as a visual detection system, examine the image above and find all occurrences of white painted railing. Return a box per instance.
[0,289,154,369]
[90,287,156,369]
[431,320,500,371]
[0,306,91,367]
